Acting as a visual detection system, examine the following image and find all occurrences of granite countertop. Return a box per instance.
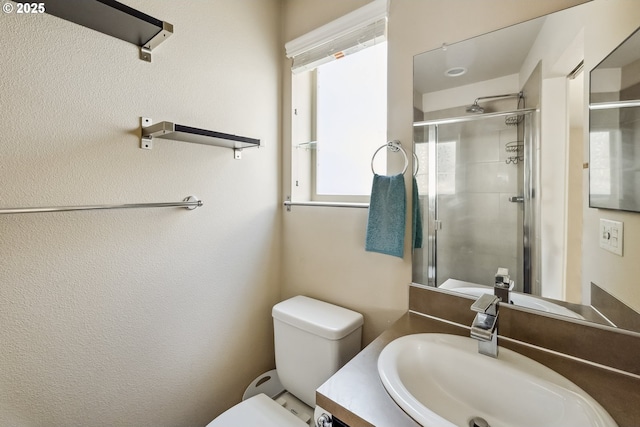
[316,312,468,427]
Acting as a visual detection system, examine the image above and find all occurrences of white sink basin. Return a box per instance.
[377,333,617,427]
[439,279,585,320]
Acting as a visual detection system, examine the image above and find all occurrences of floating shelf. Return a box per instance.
[141,119,260,159]
[16,0,173,62]
[295,141,317,150]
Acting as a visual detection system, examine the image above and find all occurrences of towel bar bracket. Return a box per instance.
[183,196,199,210]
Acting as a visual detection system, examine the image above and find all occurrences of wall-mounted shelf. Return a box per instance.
[295,141,317,150]
[15,0,173,62]
[141,118,260,159]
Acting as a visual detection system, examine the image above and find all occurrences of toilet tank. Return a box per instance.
[272,296,363,408]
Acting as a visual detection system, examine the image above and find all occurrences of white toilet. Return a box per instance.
[207,295,364,426]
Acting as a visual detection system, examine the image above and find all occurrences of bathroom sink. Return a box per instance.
[377,333,617,427]
[439,279,585,320]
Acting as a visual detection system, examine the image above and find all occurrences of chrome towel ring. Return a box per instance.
[371,140,409,176]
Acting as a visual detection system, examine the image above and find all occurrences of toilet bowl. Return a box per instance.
[206,296,363,426]
[207,393,307,426]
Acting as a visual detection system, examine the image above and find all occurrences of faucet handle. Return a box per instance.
[495,267,510,288]
[495,279,511,289]
[496,267,509,277]
[471,294,500,314]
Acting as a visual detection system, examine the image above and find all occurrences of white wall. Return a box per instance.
[0,1,281,426]
[422,74,520,113]
[516,4,588,301]
[540,76,570,300]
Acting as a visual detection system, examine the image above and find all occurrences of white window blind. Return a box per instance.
[285,0,387,74]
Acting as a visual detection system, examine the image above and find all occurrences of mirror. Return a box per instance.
[589,27,640,212]
[412,0,640,334]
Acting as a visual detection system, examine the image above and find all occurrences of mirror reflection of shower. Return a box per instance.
[413,89,538,296]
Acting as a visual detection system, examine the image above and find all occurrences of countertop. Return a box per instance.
[316,305,640,427]
[316,312,468,427]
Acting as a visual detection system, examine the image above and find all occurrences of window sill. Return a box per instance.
[283,200,369,211]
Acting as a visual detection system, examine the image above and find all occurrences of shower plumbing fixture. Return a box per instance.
[465,91,524,114]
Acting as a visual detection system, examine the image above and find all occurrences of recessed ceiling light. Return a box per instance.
[445,67,467,77]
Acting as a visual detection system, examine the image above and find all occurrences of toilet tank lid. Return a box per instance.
[272,296,363,340]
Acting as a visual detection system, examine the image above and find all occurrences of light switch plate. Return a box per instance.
[599,219,623,256]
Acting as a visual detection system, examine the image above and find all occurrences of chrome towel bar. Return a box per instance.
[0,196,202,215]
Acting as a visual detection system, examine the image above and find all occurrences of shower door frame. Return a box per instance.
[414,107,538,293]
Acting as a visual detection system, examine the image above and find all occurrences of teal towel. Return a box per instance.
[365,174,406,258]
[412,176,423,249]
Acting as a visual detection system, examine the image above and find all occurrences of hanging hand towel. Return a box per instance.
[365,173,406,258]
[412,176,423,249]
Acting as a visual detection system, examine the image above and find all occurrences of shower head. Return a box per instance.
[466,92,523,115]
[466,102,484,114]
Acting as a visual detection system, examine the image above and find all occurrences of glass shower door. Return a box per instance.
[431,113,525,291]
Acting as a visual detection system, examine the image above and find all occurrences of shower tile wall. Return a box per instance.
[436,122,520,287]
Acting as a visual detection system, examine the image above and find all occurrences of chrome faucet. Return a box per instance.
[494,267,513,304]
[470,294,500,357]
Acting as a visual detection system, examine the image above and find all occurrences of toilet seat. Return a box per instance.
[206,393,308,427]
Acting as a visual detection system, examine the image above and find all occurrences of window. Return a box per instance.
[436,141,456,195]
[590,131,612,196]
[286,1,388,203]
[315,42,387,197]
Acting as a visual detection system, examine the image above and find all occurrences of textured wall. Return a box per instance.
[0,1,281,426]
